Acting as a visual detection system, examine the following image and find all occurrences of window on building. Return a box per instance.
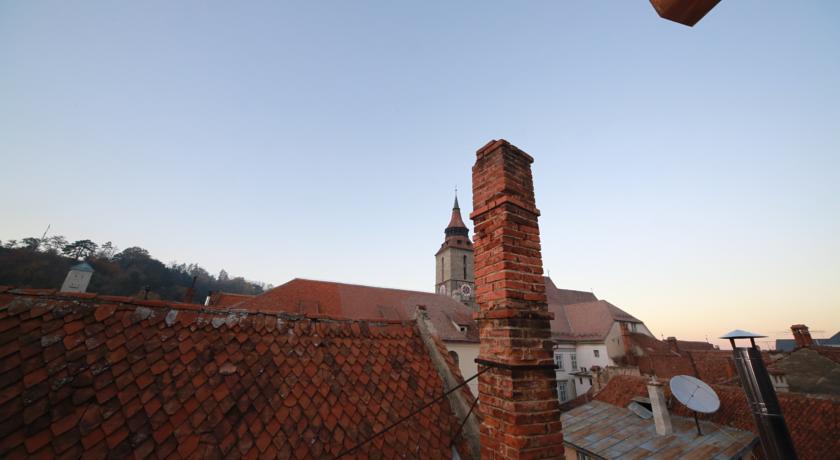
[449,350,459,364]
[463,255,467,279]
[570,353,577,370]
[630,322,637,332]
[593,349,600,358]
[576,451,592,460]
[579,377,583,385]
[558,381,568,402]
[441,258,444,280]
[554,352,564,371]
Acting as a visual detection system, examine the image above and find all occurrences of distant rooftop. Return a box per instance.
[238,278,478,343]
[545,277,641,342]
[775,331,840,351]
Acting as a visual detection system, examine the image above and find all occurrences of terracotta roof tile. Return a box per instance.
[207,292,255,308]
[0,290,471,459]
[595,375,840,459]
[238,278,478,343]
[544,277,642,341]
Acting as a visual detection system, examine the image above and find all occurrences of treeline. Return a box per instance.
[0,236,269,302]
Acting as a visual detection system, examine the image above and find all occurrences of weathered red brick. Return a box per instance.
[471,140,563,458]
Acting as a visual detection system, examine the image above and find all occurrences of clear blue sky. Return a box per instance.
[2,1,838,346]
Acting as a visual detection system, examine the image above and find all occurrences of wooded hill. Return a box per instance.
[0,237,267,302]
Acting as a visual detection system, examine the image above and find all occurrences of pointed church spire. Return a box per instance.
[446,193,468,237]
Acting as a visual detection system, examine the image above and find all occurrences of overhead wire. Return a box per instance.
[333,367,487,459]
[449,395,480,447]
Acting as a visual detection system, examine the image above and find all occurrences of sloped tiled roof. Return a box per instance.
[624,333,714,356]
[773,347,840,396]
[545,277,640,342]
[0,287,470,459]
[208,292,255,308]
[544,278,597,307]
[595,375,840,460]
[562,400,756,459]
[238,279,478,343]
[675,339,715,351]
[625,332,679,355]
[814,345,840,364]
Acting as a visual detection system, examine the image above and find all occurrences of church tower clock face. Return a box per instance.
[438,285,446,295]
[459,283,472,297]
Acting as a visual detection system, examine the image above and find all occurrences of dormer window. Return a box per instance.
[452,320,469,334]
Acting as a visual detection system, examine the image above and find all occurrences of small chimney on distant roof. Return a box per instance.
[620,322,634,357]
[647,377,673,436]
[205,291,213,306]
[666,336,680,353]
[183,276,197,304]
[790,324,813,348]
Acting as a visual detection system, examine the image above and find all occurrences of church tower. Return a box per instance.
[435,195,476,308]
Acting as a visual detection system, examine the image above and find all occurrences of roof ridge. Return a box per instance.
[1,287,414,325]
[288,277,448,298]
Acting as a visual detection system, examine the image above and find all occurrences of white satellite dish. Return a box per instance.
[670,375,720,414]
[669,375,721,436]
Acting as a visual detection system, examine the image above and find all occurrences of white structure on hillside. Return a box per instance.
[544,277,655,402]
[60,262,94,293]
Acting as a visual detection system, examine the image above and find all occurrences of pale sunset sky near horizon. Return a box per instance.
[1,2,838,348]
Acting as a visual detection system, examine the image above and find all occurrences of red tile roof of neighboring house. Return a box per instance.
[675,339,716,351]
[208,292,254,307]
[545,277,640,342]
[595,375,840,460]
[544,277,597,306]
[0,287,472,459]
[238,279,478,343]
[625,332,678,355]
[773,347,840,396]
[814,345,840,364]
[624,333,715,355]
[624,335,740,385]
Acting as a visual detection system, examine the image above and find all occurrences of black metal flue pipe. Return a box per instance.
[730,342,798,460]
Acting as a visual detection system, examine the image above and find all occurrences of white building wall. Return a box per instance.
[552,344,577,403]
[605,321,655,360]
[554,321,656,402]
[571,343,613,395]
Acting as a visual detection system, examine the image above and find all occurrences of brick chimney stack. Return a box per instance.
[665,336,680,353]
[470,140,563,459]
[620,322,634,358]
[790,324,813,348]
